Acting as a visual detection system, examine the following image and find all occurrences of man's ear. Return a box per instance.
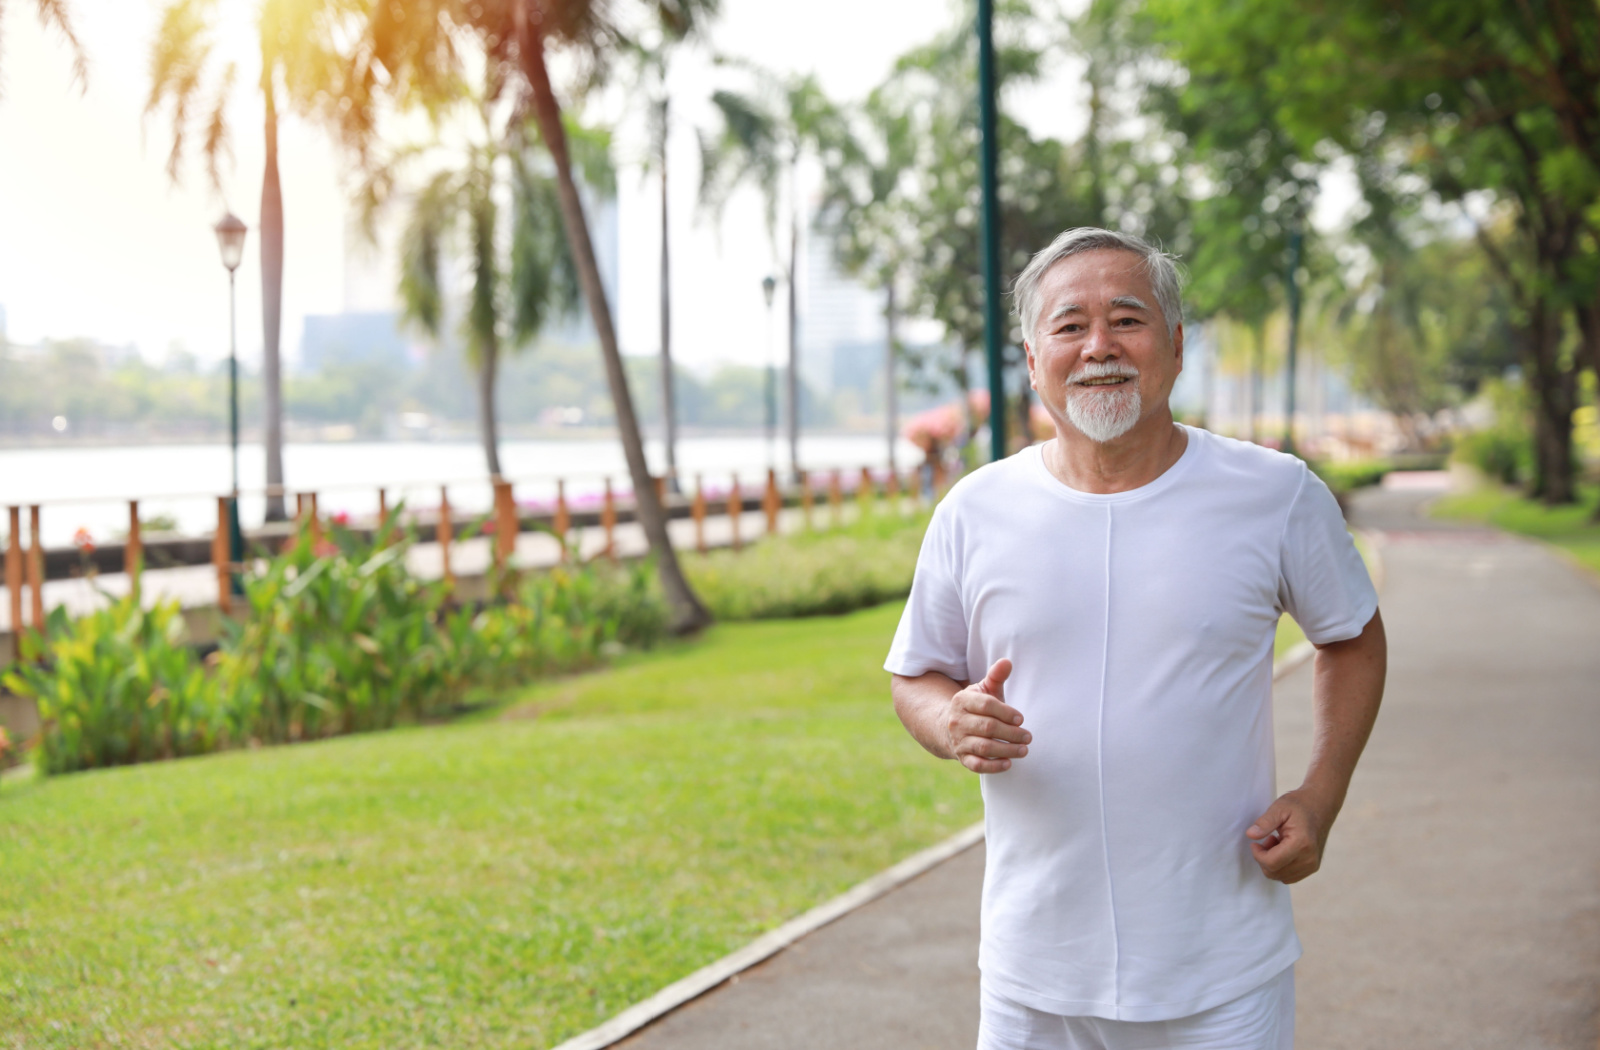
[1025,341,1038,390]
[1171,324,1184,374]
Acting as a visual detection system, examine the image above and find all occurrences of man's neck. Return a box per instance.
[1042,413,1188,494]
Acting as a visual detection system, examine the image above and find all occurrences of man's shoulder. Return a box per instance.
[937,449,1040,511]
[1187,427,1310,496]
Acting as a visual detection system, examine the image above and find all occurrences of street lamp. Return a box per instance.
[761,274,778,470]
[214,212,247,589]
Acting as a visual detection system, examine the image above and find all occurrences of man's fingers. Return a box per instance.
[955,711,1031,744]
[960,754,1013,774]
[1245,803,1291,842]
[978,658,1012,699]
[958,691,1025,728]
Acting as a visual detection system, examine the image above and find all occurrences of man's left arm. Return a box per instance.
[1248,607,1388,884]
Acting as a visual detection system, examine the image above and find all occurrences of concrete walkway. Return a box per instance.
[617,482,1600,1049]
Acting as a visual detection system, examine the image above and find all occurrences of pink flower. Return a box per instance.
[73,527,95,553]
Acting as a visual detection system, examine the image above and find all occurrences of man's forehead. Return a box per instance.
[1038,249,1155,304]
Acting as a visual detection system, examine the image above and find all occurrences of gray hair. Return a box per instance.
[1012,227,1183,344]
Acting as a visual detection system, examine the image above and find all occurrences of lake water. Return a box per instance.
[0,434,923,548]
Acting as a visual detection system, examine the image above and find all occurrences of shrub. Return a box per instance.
[3,599,226,775]
[215,526,458,742]
[685,509,929,620]
[16,523,670,772]
[1455,427,1533,486]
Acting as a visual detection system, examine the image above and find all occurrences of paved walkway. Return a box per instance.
[618,481,1600,1049]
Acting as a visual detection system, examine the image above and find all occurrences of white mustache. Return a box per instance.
[1068,361,1140,385]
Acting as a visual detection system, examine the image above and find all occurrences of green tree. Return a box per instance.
[1133,0,1600,502]
[360,93,602,478]
[147,0,370,520]
[362,0,717,632]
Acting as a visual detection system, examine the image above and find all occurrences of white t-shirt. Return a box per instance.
[884,426,1377,1022]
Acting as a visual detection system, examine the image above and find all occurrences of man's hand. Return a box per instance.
[945,659,1030,774]
[1246,789,1333,884]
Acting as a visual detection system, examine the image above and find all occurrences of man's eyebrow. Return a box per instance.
[1111,295,1151,311]
[1047,302,1086,322]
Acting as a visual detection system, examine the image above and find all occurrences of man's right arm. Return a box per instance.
[892,659,1030,774]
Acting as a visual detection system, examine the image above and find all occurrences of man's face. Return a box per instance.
[1025,249,1184,445]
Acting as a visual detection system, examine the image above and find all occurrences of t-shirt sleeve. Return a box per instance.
[1277,467,1379,645]
[884,503,970,680]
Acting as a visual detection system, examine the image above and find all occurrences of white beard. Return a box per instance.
[1063,362,1143,443]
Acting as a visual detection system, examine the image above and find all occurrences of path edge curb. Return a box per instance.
[549,821,987,1050]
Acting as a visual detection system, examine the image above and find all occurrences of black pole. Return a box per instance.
[977,0,1006,462]
[1284,226,1303,456]
[227,268,244,594]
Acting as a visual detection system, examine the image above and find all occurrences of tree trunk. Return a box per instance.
[478,341,502,479]
[787,189,801,482]
[260,82,288,521]
[1521,301,1577,505]
[885,280,898,473]
[659,96,678,493]
[517,10,710,633]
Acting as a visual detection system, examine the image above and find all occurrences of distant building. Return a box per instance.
[299,311,416,373]
[797,228,887,396]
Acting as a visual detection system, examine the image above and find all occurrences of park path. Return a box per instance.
[614,479,1600,1050]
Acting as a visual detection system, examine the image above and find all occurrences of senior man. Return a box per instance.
[886,227,1386,1050]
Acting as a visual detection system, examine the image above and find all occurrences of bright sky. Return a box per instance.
[0,0,1086,372]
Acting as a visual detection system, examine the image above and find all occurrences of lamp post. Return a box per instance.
[214,213,247,590]
[762,274,778,471]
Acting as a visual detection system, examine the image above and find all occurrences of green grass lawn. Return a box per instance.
[0,603,981,1050]
[1432,482,1600,575]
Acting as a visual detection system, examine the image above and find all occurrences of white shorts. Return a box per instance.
[977,966,1294,1050]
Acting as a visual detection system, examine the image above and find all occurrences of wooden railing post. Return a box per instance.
[493,479,517,567]
[6,506,22,660]
[829,469,843,528]
[554,479,571,560]
[601,478,617,559]
[859,467,875,515]
[377,487,390,545]
[27,506,43,632]
[764,468,780,535]
[309,493,323,548]
[886,469,900,513]
[692,475,707,553]
[730,473,742,551]
[799,469,812,530]
[438,486,455,592]
[214,496,232,615]
[126,500,143,597]
[653,474,667,506]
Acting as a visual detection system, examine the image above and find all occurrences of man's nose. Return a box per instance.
[1080,321,1121,361]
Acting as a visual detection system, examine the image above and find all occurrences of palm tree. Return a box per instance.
[0,0,86,90]
[148,0,368,522]
[699,72,848,482]
[362,0,714,633]
[630,6,718,493]
[362,97,602,478]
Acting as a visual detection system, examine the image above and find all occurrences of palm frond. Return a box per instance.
[26,0,89,92]
[397,169,460,340]
[698,87,784,235]
[509,156,580,346]
[146,0,221,186]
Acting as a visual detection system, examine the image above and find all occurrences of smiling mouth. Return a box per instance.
[1074,376,1132,387]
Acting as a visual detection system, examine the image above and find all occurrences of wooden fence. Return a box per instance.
[4,463,942,662]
